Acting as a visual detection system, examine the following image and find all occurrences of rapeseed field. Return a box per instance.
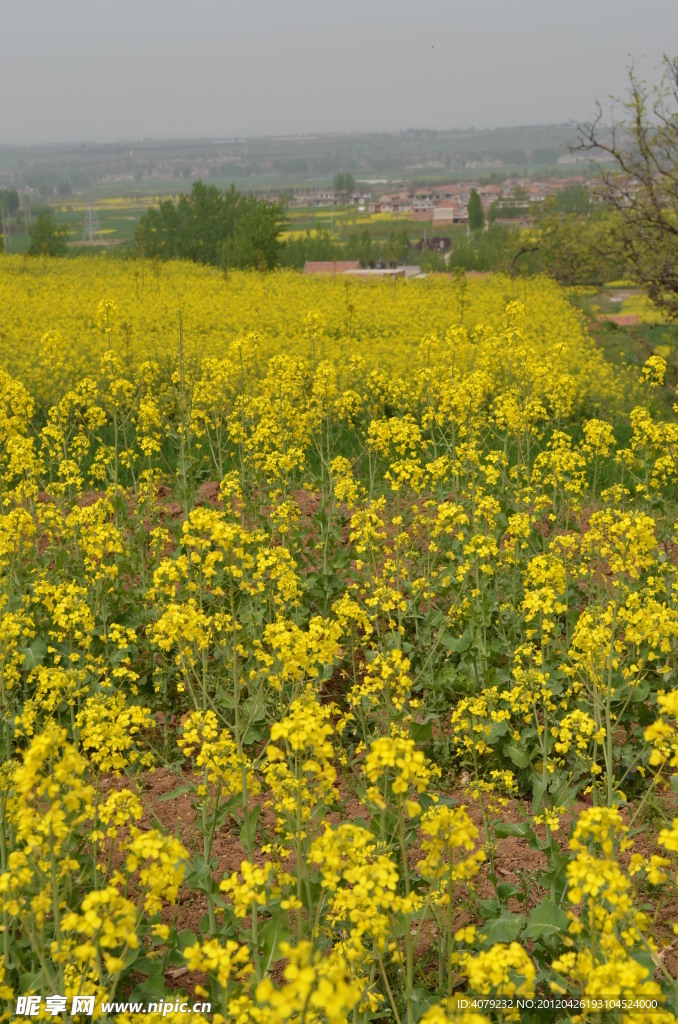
[0,255,677,1023]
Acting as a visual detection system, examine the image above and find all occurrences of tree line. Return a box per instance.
[135,182,284,270]
[3,181,639,285]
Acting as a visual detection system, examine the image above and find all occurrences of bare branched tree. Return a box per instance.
[576,55,678,317]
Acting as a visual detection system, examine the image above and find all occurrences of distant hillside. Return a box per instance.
[0,124,599,197]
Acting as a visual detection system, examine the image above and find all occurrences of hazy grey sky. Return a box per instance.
[1,0,676,143]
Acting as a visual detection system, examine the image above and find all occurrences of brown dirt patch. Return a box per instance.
[596,313,640,326]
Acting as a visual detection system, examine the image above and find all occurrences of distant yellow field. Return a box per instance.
[0,255,627,413]
[279,228,322,240]
[54,195,180,213]
[620,293,668,324]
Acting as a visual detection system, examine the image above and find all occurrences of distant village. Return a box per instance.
[296,174,599,278]
[289,175,595,228]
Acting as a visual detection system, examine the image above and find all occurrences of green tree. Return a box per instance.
[136,182,285,270]
[576,55,678,317]
[279,229,338,269]
[345,228,375,267]
[0,188,19,216]
[552,185,591,215]
[515,208,624,285]
[387,227,410,266]
[226,193,287,270]
[448,225,515,273]
[467,189,484,232]
[0,188,19,250]
[28,208,68,256]
[418,247,447,272]
[333,173,356,205]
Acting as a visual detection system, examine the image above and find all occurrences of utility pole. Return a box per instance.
[83,190,101,242]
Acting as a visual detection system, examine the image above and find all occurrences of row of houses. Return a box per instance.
[291,175,594,222]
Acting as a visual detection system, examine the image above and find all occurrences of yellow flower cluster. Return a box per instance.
[363,732,440,817]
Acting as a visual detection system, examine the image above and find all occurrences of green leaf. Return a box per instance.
[523,900,569,941]
[156,784,192,803]
[126,958,165,1000]
[19,969,45,994]
[126,951,157,978]
[494,821,533,839]
[480,911,524,944]
[630,679,650,703]
[488,720,509,742]
[242,724,266,743]
[186,855,220,897]
[410,987,434,1011]
[260,916,290,973]
[177,928,199,949]
[539,846,570,900]
[531,777,548,812]
[442,631,472,653]
[21,637,48,671]
[503,740,530,769]
[410,720,433,742]
[239,805,262,849]
[301,879,322,914]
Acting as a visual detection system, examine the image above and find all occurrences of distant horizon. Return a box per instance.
[0,121,583,150]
